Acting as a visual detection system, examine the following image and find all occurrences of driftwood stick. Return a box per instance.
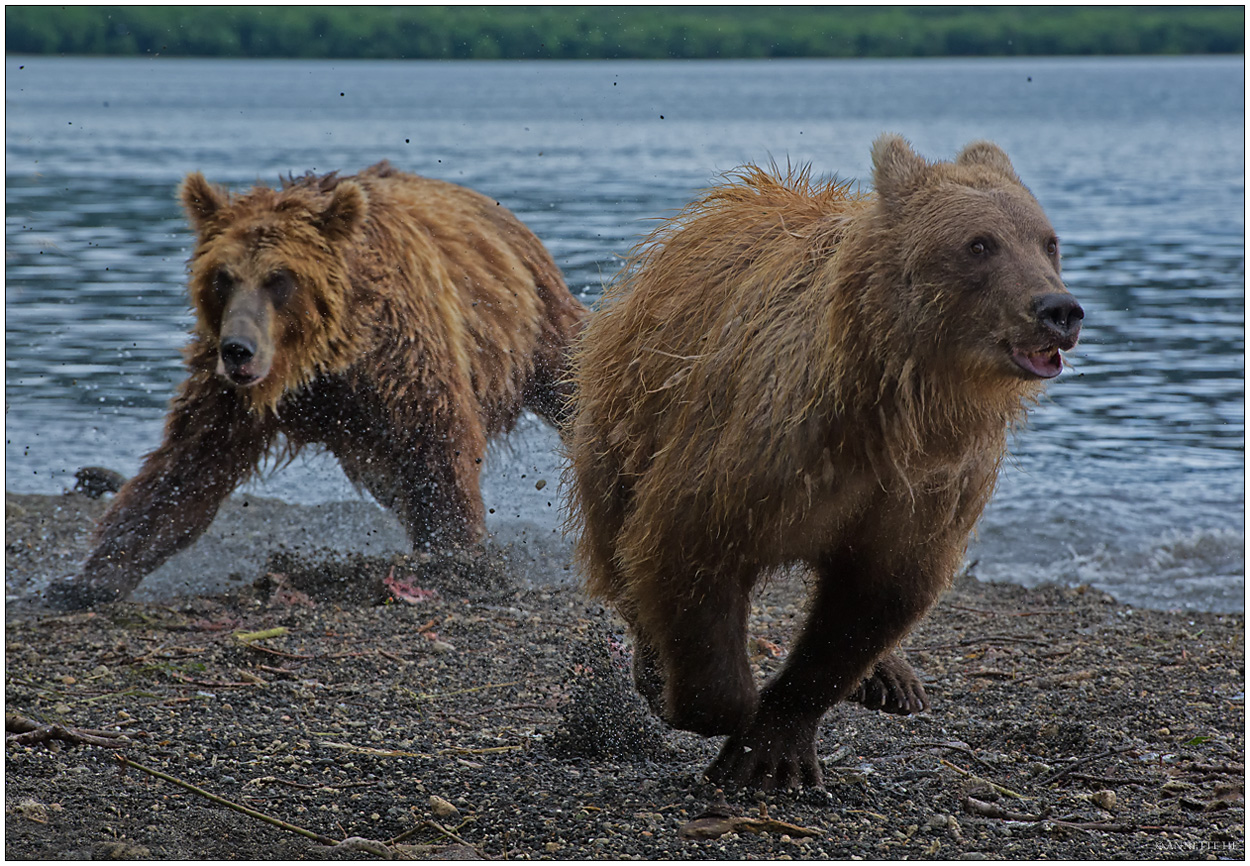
[964,796,1185,835]
[940,758,1027,800]
[1038,746,1135,785]
[387,819,476,848]
[115,754,337,846]
[912,739,995,771]
[964,796,1044,822]
[6,713,131,748]
[911,635,1048,651]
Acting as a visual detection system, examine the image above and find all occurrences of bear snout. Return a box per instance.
[220,336,255,368]
[1009,292,1083,380]
[1034,292,1084,348]
[217,334,269,386]
[216,289,275,386]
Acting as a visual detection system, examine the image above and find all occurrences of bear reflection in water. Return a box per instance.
[567,134,1083,789]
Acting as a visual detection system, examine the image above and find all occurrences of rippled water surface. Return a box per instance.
[6,56,1244,611]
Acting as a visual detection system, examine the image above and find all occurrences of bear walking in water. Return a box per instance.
[567,135,1082,789]
[50,162,586,609]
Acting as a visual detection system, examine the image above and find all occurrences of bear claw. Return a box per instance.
[846,653,929,715]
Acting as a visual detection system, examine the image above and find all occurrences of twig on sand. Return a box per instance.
[940,758,1027,800]
[963,796,1045,822]
[440,745,524,756]
[912,739,995,771]
[234,627,289,642]
[1037,746,1136,785]
[234,627,313,659]
[388,818,475,847]
[6,713,132,748]
[329,837,395,858]
[118,754,477,858]
[114,754,338,846]
[964,796,1185,835]
[402,681,519,702]
[911,635,1048,651]
[678,799,823,841]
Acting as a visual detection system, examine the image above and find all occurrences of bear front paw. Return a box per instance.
[703,718,822,790]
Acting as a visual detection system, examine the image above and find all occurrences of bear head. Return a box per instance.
[868,134,1083,389]
[179,172,369,413]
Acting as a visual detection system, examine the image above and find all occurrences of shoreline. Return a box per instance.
[5,489,1241,617]
[5,490,1245,859]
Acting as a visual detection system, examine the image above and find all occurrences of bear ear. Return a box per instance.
[180,172,228,234]
[956,140,1021,182]
[871,133,928,209]
[314,182,368,243]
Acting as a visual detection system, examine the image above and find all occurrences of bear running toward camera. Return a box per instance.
[567,135,1083,789]
[49,162,586,609]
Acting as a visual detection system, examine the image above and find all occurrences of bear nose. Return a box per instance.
[220,337,255,368]
[1035,292,1084,340]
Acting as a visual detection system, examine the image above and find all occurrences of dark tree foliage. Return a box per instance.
[6,6,1244,59]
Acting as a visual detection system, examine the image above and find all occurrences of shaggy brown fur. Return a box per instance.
[567,135,1083,789]
[49,162,586,609]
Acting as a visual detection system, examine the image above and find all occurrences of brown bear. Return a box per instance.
[48,161,586,609]
[567,135,1083,789]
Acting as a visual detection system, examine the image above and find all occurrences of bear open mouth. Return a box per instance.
[216,357,264,387]
[1010,347,1064,379]
[227,371,262,386]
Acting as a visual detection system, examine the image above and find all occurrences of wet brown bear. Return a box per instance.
[49,162,586,609]
[567,135,1082,789]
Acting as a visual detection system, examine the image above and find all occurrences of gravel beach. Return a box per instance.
[5,491,1244,860]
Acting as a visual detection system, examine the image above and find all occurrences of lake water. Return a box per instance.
[5,55,1244,612]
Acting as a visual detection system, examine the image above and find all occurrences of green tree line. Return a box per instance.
[7,6,1244,60]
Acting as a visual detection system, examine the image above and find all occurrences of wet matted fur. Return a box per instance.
[51,162,586,609]
[566,134,1083,789]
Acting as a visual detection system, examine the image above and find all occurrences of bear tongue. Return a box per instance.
[1011,348,1063,379]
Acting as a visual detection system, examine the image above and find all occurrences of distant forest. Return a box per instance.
[7,6,1244,59]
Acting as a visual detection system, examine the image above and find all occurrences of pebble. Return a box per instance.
[429,795,459,819]
[1092,790,1117,811]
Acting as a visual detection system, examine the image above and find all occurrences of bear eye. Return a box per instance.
[264,270,295,306]
[1046,237,1060,258]
[967,238,991,257]
[211,269,234,301]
